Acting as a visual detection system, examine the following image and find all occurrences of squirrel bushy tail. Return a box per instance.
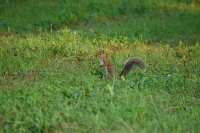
[97,50,145,79]
[119,58,145,77]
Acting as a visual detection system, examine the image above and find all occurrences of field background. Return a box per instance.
[0,0,200,132]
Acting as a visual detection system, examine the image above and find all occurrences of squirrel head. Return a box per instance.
[96,50,107,66]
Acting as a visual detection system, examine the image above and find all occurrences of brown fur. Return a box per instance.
[97,50,145,79]
[97,51,114,79]
[119,58,145,77]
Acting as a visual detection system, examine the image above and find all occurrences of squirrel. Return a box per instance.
[97,50,145,79]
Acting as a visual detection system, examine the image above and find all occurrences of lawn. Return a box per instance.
[0,0,200,132]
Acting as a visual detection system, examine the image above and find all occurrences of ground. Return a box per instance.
[0,0,200,132]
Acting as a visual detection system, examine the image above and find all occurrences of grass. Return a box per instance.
[1,0,200,44]
[0,0,200,132]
